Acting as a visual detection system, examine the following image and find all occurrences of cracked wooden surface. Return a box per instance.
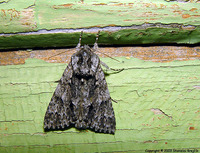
[0,0,200,49]
[1,46,200,65]
[1,0,200,152]
[0,54,200,152]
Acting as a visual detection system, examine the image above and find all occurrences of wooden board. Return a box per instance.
[0,0,200,50]
[0,53,200,152]
[1,0,200,152]
[1,46,200,65]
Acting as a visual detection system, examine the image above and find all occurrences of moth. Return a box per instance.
[44,31,116,134]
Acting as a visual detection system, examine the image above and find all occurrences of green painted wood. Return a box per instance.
[0,58,200,152]
[0,0,200,49]
[0,27,200,50]
[1,0,200,31]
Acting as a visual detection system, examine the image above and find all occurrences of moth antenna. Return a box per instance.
[92,31,120,63]
[93,31,100,51]
[97,51,121,63]
[47,50,69,60]
[76,31,83,50]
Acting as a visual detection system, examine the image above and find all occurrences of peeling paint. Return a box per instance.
[189,127,195,130]
[0,0,200,34]
[182,14,191,18]
[0,57,200,151]
[52,4,74,9]
[0,0,200,48]
[1,46,200,65]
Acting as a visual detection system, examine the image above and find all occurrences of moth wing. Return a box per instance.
[90,66,116,134]
[44,63,74,130]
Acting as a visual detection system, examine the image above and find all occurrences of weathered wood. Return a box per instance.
[0,46,200,65]
[1,0,200,152]
[0,54,200,152]
[0,0,200,49]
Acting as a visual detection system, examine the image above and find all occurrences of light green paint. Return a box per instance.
[0,58,200,152]
[34,0,200,29]
[0,0,200,49]
[0,0,200,32]
[0,0,35,10]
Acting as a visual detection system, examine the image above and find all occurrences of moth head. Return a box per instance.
[71,45,99,77]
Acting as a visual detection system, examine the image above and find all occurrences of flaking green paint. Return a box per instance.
[1,27,200,50]
[0,58,200,152]
[0,0,200,49]
[1,0,200,32]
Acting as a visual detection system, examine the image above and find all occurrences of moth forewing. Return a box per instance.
[44,32,116,134]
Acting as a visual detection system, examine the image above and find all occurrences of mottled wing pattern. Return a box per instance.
[44,60,116,134]
[90,64,116,134]
[44,62,74,130]
[44,34,116,134]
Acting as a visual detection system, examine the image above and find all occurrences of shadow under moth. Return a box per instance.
[44,31,117,134]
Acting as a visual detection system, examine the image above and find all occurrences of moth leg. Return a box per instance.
[100,61,124,72]
[93,31,100,51]
[111,98,118,103]
[76,31,83,51]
